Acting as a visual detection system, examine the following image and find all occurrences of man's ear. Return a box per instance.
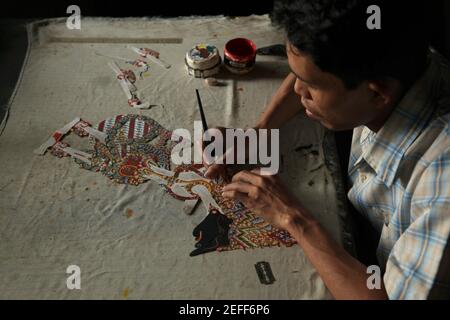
[367,79,397,108]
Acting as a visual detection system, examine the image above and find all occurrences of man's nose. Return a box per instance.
[294,79,311,100]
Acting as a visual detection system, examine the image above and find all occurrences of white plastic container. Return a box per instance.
[185,44,222,78]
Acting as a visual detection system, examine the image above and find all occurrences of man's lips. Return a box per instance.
[305,108,320,120]
[301,97,320,120]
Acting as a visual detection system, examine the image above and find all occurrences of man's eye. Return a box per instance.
[300,79,316,89]
[307,83,319,90]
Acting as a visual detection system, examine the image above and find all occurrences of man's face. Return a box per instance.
[287,44,381,131]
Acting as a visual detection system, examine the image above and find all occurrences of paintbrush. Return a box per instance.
[195,89,217,164]
[195,89,231,183]
[196,89,209,133]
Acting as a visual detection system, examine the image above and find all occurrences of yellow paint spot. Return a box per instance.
[123,288,129,299]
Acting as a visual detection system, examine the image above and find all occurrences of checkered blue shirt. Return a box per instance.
[348,50,450,299]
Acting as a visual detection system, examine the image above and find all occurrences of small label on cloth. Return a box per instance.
[255,261,276,285]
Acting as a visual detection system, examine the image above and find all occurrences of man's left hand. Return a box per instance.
[221,169,305,230]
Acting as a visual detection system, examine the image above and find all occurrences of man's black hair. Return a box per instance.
[271,0,430,89]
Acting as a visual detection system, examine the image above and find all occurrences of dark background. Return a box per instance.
[1,0,448,56]
[0,0,274,18]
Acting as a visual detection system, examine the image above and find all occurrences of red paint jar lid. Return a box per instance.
[224,38,256,63]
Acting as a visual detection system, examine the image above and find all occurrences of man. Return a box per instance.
[204,0,450,299]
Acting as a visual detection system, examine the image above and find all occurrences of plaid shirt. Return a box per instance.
[348,50,450,299]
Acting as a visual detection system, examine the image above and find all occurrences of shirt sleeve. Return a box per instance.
[383,146,450,299]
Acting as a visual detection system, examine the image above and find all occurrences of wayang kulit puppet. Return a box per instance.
[35,115,296,256]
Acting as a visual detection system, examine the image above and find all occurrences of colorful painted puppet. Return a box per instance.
[36,115,296,255]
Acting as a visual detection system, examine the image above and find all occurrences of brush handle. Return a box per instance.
[195,89,215,158]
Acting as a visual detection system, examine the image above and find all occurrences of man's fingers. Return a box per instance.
[222,189,247,201]
[201,127,229,166]
[250,168,263,175]
[222,181,259,200]
[203,140,236,166]
[231,170,265,187]
[250,167,277,181]
[222,190,258,210]
[222,189,258,208]
[205,164,224,179]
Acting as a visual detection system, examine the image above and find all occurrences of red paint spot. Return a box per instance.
[98,120,105,132]
[143,122,149,136]
[125,209,134,218]
[52,132,63,141]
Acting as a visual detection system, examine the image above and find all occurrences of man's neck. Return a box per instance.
[367,59,430,133]
[366,82,407,133]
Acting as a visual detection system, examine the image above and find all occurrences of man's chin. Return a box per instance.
[320,120,354,131]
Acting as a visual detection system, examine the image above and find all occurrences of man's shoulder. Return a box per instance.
[406,112,449,167]
[406,50,450,166]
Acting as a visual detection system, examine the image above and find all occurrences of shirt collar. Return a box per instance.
[359,52,442,187]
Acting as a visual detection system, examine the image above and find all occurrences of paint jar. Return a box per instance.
[223,38,256,74]
[185,43,222,78]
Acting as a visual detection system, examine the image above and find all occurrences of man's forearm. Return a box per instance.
[286,207,388,300]
[255,72,302,129]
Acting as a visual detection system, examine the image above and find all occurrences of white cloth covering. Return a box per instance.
[0,16,350,299]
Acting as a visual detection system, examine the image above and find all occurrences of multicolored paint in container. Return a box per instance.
[185,44,222,78]
[223,38,257,74]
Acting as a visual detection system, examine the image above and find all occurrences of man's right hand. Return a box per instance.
[196,126,235,180]
[199,72,300,180]
[199,126,262,180]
